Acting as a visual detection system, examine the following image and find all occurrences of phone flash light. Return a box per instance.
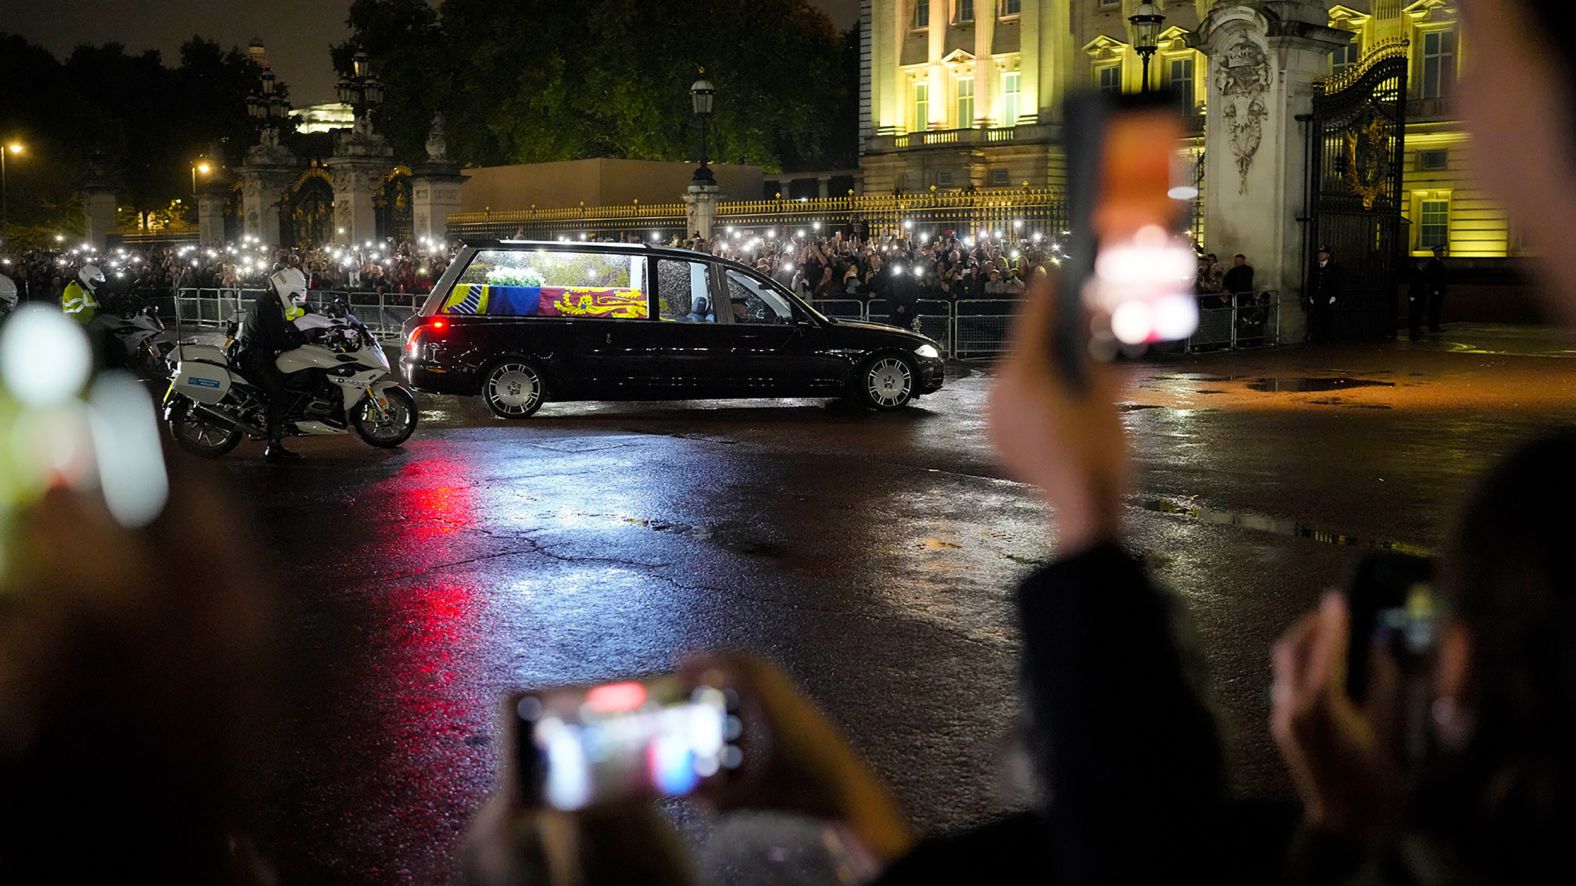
[1093,225,1199,346]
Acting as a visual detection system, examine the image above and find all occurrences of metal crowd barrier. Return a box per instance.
[952,299,1024,360]
[170,288,422,343]
[1184,291,1282,353]
[163,289,1284,358]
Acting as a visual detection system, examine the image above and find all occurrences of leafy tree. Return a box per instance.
[0,31,275,246]
[342,0,858,172]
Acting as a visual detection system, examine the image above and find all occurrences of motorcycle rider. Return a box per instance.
[238,267,309,462]
[61,264,104,325]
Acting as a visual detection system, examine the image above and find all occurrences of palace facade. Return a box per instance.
[858,0,1512,259]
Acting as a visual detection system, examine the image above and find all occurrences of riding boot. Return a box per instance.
[264,419,300,462]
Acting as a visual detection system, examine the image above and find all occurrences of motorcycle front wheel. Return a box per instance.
[167,396,244,458]
[352,386,417,448]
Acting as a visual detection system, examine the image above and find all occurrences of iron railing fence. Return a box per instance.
[445,188,1070,244]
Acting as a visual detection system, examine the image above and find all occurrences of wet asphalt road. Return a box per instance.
[226,324,1576,882]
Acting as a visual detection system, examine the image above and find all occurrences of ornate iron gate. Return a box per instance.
[1306,40,1408,340]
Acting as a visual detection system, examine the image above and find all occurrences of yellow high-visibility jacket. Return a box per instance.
[61,281,99,324]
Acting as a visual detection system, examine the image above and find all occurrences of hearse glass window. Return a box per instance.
[439,249,649,319]
[656,258,717,323]
[723,269,793,325]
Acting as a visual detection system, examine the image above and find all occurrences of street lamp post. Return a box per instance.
[248,69,292,139]
[337,51,385,127]
[191,159,212,197]
[690,71,716,186]
[1,141,24,238]
[1129,1,1165,95]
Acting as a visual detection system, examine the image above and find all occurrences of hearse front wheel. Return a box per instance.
[858,354,915,411]
[482,360,546,419]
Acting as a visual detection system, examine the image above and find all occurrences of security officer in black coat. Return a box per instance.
[237,267,308,462]
[1307,245,1341,343]
[1424,244,1448,332]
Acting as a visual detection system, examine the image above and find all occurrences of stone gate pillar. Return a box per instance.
[238,137,297,244]
[80,151,118,251]
[196,170,235,247]
[410,115,467,243]
[683,182,722,240]
[331,117,395,246]
[1194,0,1349,342]
[330,159,384,246]
[82,188,117,252]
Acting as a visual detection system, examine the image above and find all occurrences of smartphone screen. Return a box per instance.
[1060,91,1198,382]
[515,674,742,811]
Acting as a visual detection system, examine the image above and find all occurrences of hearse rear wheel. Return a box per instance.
[483,360,546,419]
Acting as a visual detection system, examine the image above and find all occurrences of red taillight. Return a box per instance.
[406,318,447,352]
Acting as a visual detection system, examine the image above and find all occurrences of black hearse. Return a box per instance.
[400,240,945,418]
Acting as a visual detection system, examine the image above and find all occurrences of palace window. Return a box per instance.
[913,81,930,132]
[915,0,929,29]
[1001,71,1022,126]
[1099,0,1120,9]
[992,168,1010,186]
[957,0,975,23]
[1419,198,1450,250]
[1419,149,1448,171]
[1330,34,1359,76]
[1166,57,1195,113]
[1001,0,1021,16]
[1096,64,1121,95]
[1420,28,1457,99]
[956,76,975,127]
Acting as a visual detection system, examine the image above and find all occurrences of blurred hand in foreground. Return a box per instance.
[1270,592,1402,842]
[682,653,914,868]
[987,275,1130,554]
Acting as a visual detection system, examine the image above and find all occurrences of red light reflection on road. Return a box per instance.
[400,456,476,540]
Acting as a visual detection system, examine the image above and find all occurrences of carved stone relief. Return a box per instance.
[1215,34,1273,194]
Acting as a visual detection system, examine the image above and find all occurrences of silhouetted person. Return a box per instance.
[1308,246,1340,343]
[1424,244,1448,332]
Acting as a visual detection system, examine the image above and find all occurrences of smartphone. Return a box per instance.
[1343,552,1437,702]
[1059,90,1198,387]
[1343,551,1438,767]
[514,673,743,811]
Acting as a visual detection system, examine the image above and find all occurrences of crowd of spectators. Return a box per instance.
[0,236,461,306]
[674,226,1068,305]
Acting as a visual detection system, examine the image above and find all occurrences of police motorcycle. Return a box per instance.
[0,273,17,321]
[163,278,417,457]
[98,294,174,380]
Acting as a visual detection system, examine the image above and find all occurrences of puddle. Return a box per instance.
[1247,377,1395,393]
[1119,403,1164,412]
[1140,497,1430,556]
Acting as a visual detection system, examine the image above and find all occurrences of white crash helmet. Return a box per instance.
[78,264,106,292]
[269,267,309,306]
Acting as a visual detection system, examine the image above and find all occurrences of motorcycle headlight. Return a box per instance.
[914,343,941,360]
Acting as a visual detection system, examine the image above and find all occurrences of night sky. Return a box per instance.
[4,0,864,105]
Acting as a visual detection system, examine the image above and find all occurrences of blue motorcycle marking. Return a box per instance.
[186,377,221,388]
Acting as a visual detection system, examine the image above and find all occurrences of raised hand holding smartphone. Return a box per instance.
[1059,91,1199,390]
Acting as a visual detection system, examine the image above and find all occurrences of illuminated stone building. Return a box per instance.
[859,0,1512,259]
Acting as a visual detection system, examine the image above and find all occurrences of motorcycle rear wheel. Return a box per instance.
[352,387,417,448]
[167,397,244,458]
